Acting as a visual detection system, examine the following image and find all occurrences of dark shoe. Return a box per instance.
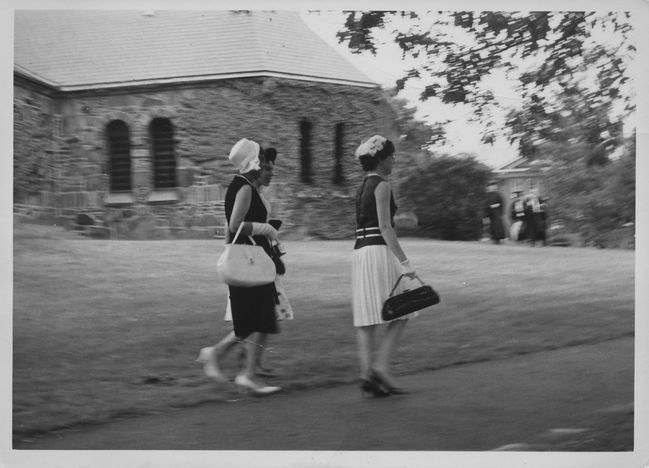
[255,367,277,377]
[256,365,276,378]
[371,369,409,395]
[359,378,390,398]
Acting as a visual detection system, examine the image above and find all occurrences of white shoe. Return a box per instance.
[234,374,281,396]
[196,347,227,383]
[196,347,213,363]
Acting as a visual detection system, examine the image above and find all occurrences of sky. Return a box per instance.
[300,10,638,169]
[301,10,523,169]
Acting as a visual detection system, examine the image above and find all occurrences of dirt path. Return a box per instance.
[14,338,633,451]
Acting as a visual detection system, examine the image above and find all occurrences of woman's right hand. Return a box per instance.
[251,222,279,241]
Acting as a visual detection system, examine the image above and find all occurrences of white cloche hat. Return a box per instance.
[228,138,261,173]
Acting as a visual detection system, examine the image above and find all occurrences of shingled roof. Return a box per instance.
[14,10,376,91]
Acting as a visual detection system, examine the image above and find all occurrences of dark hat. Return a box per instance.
[263,147,277,163]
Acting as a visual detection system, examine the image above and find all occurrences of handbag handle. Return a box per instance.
[388,273,425,297]
[231,223,257,245]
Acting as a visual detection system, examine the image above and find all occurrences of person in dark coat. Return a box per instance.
[483,181,506,244]
[525,189,548,246]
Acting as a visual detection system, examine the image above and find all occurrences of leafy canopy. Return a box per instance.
[337,11,634,161]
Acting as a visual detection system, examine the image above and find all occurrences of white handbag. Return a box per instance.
[216,223,276,287]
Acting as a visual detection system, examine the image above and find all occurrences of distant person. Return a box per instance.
[483,180,506,244]
[351,135,417,398]
[198,147,290,383]
[525,189,548,247]
[510,191,527,242]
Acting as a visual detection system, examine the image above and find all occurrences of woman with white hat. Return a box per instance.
[197,147,289,383]
[352,135,417,397]
[219,138,282,395]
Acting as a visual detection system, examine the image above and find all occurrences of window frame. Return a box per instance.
[106,119,132,193]
[300,118,313,184]
[149,117,177,190]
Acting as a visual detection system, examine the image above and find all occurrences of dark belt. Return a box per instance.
[354,226,385,249]
[355,226,382,239]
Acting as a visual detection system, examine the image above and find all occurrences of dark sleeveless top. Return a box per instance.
[224,175,270,250]
[354,174,397,249]
[223,174,277,337]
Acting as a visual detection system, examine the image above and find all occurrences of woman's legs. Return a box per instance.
[234,332,280,395]
[356,325,377,379]
[373,319,408,386]
[197,331,240,381]
[239,332,272,381]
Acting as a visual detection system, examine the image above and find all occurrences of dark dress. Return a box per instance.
[484,191,505,240]
[525,196,548,245]
[224,175,278,338]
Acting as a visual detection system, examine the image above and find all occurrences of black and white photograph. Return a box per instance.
[3,1,648,467]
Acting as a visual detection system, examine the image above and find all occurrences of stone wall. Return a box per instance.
[14,75,397,238]
[13,77,58,201]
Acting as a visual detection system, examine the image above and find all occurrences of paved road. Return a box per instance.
[15,338,633,451]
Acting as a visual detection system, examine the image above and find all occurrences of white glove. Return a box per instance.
[251,222,278,241]
[399,259,416,278]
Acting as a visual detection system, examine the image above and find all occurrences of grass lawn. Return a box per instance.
[12,224,635,439]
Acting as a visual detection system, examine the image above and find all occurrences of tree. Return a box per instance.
[338,11,634,161]
[397,155,492,240]
[506,82,625,164]
[542,132,635,246]
[385,89,445,175]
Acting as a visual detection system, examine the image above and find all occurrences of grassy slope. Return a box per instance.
[12,225,634,437]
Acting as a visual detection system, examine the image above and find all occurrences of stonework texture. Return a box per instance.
[14,75,398,239]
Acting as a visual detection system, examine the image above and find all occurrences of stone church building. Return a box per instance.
[14,10,397,238]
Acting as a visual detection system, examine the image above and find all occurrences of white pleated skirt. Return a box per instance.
[351,245,417,327]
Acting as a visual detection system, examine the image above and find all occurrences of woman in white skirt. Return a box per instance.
[352,135,417,397]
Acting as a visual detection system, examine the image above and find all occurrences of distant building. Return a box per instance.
[492,157,549,229]
[14,10,396,238]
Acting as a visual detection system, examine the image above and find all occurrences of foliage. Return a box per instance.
[386,90,445,173]
[338,11,634,160]
[397,154,492,240]
[542,133,635,247]
[388,91,446,160]
[506,82,625,164]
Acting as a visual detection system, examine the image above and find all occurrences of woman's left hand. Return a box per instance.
[400,259,416,279]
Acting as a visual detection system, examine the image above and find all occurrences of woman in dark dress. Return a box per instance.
[222,138,281,395]
[197,148,282,381]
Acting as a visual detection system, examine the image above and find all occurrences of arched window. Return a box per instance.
[333,123,345,185]
[150,118,176,189]
[300,119,313,184]
[106,120,132,192]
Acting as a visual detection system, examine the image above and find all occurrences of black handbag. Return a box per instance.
[381,274,440,321]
